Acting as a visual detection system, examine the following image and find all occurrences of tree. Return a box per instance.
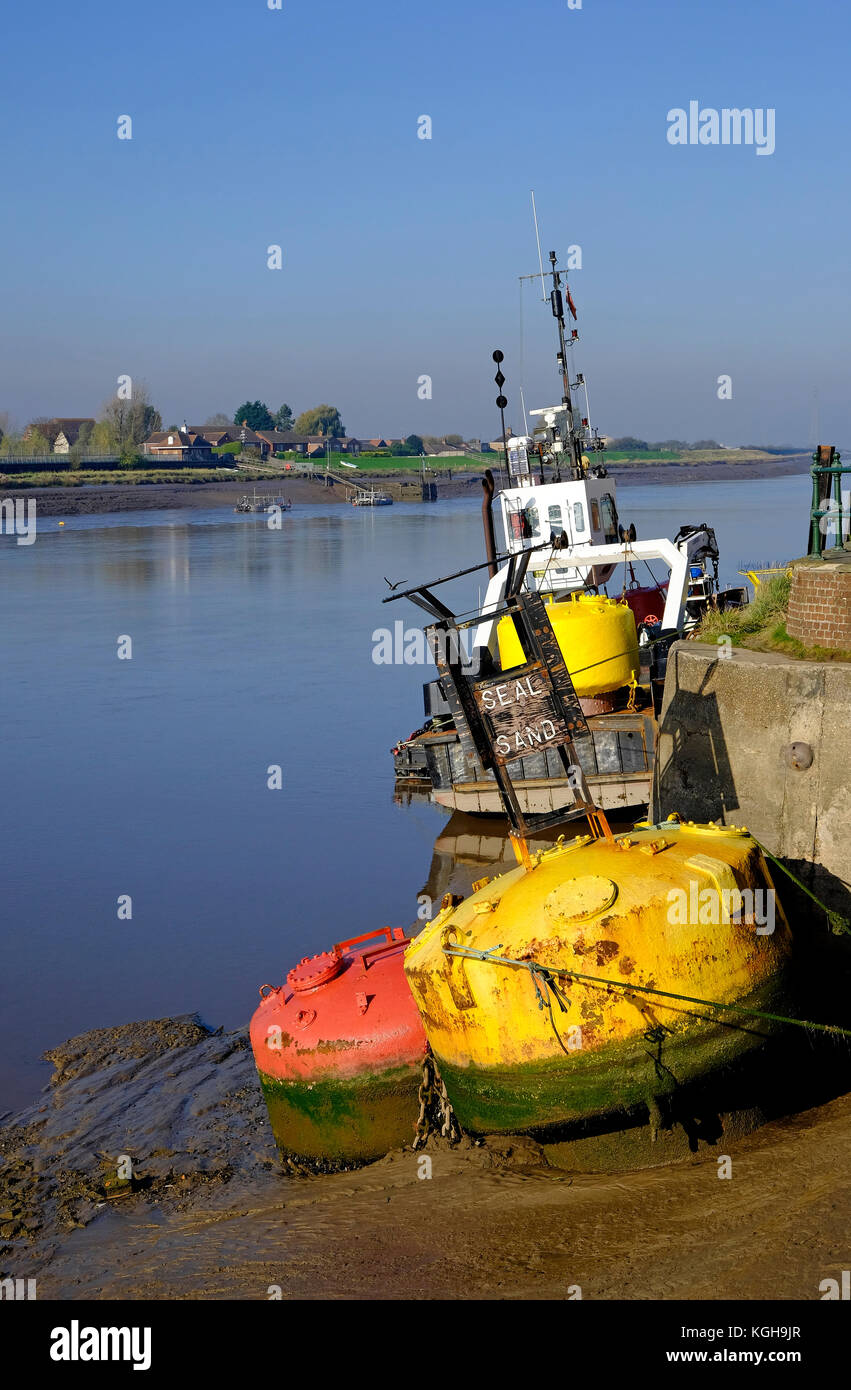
[204,412,232,428]
[100,383,162,452]
[233,401,274,431]
[692,439,721,450]
[273,403,294,432]
[90,420,117,453]
[0,429,50,457]
[294,405,345,437]
[444,434,464,446]
[611,436,649,451]
[405,434,425,454]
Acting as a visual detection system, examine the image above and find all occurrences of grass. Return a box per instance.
[695,571,851,663]
[0,469,234,487]
[607,448,780,465]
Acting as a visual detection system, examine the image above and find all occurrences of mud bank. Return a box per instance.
[6,476,348,517]
[4,456,811,518]
[3,1012,851,1300]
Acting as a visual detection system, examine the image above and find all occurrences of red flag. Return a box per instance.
[566,285,578,320]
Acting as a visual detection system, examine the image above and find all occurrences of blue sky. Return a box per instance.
[1,0,848,444]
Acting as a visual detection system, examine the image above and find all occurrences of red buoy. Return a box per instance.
[250,927,427,1165]
[623,582,668,627]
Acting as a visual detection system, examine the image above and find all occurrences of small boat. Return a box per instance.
[234,489,293,514]
[352,489,392,506]
[403,818,793,1138]
[249,927,426,1165]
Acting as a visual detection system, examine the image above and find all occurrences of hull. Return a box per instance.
[404,821,793,1137]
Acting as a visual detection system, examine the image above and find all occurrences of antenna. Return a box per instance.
[530,191,547,301]
[519,385,529,435]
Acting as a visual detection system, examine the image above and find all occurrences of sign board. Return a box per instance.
[472,663,569,765]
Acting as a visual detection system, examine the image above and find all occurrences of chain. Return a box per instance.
[412,1049,461,1148]
[412,1054,434,1148]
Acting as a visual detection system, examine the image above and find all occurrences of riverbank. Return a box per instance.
[1,454,812,517]
[2,1011,850,1300]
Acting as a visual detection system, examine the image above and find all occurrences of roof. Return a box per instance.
[53,418,96,432]
[190,427,232,445]
[255,430,311,444]
[144,430,210,447]
[25,417,96,445]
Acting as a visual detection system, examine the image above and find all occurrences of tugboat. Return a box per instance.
[382,560,793,1147]
[391,250,744,816]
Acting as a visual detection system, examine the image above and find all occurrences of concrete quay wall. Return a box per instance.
[651,642,851,913]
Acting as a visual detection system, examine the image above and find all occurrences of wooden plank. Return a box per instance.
[472,664,569,766]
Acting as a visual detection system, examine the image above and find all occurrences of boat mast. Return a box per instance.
[546,250,585,481]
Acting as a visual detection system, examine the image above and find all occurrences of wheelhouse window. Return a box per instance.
[590,499,601,532]
[524,499,540,536]
[573,502,586,533]
[547,504,563,532]
[600,493,619,542]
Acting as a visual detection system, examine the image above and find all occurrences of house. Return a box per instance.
[22,418,96,452]
[51,419,97,452]
[190,427,232,448]
[306,435,362,456]
[425,439,468,457]
[142,428,214,464]
[255,430,311,456]
[330,437,361,456]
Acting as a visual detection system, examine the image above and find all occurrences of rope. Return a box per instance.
[443,944,851,1040]
[750,835,851,937]
[527,963,575,1056]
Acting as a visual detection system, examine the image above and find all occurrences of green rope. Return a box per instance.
[750,835,851,937]
[443,944,851,1040]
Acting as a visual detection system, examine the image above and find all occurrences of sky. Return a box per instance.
[1,0,849,445]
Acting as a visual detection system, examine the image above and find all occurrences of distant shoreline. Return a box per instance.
[2,454,813,517]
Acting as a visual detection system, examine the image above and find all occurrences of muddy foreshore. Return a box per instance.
[2,1010,851,1300]
[3,455,812,518]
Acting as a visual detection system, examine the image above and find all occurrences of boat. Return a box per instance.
[234,489,293,514]
[379,543,795,1146]
[403,816,793,1140]
[249,927,426,1166]
[352,488,393,506]
[390,249,745,816]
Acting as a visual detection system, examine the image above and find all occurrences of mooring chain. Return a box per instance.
[412,1054,434,1149]
[413,1050,461,1148]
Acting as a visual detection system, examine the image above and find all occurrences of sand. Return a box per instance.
[2,1012,849,1301]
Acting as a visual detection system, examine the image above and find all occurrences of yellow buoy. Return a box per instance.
[497,594,639,697]
[404,821,792,1136]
